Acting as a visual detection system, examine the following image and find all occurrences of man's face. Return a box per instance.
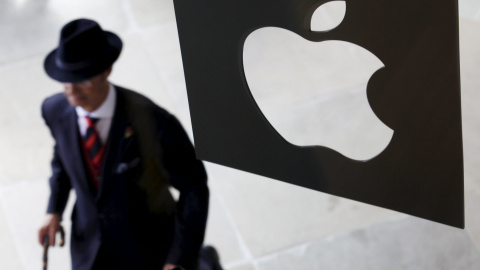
[63,68,111,112]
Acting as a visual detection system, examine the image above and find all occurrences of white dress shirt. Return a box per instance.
[75,83,116,144]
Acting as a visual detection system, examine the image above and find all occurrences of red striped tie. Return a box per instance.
[83,116,105,187]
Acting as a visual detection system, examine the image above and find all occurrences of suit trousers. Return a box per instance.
[91,245,221,270]
[92,245,133,270]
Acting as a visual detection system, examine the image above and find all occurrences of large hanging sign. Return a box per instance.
[173,0,464,228]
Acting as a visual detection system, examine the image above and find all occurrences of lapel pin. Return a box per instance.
[125,127,134,138]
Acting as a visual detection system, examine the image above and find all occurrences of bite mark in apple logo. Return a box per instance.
[243,1,393,160]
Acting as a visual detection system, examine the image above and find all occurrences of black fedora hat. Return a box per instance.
[44,18,122,82]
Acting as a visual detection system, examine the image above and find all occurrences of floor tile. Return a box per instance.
[465,171,480,250]
[206,163,398,257]
[226,262,256,270]
[0,57,59,185]
[460,19,480,189]
[140,23,189,108]
[139,22,195,134]
[108,32,178,115]
[459,0,480,21]
[0,196,24,270]
[126,0,176,28]
[1,180,75,270]
[256,216,480,270]
[0,0,129,66]
[204,193,246,265]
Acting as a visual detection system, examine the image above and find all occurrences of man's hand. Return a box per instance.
[163,263,184,270]
[38,213,61,246]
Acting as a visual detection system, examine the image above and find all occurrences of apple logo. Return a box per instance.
[243,1,393,161]
[173,0,464,227]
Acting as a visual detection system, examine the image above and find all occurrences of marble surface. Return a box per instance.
[459,0,480,21]
[139,22,194,131]
[0,0,128,66]
[203,193,246,265]
[109,32,178,116]
[0,57,57,186]
[126,0,176,28]
[1,1,479,269]
[256,216,480,270]
[459,19,480,252]
[0,180,74,270]
[207,163,398,258]
[227,263,256,270]
[0,199,23,269]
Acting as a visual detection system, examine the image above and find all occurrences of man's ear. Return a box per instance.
[102,66,113,80]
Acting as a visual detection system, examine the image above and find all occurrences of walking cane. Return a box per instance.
[42,225,65,270]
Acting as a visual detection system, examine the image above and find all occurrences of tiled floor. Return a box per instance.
[256,216,480,270]
[1,1,479,269]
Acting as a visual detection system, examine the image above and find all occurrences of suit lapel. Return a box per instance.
[97,87,129,200]
[59,106,97,200]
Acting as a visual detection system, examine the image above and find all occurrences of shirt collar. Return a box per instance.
[75,83,116,118]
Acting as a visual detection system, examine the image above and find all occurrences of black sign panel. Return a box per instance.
[174,0,464,228]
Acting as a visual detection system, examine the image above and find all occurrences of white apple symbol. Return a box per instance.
[242,1,393,161]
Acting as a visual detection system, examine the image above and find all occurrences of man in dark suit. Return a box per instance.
[37,18,216,270]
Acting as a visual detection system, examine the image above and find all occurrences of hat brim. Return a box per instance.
[44,31,123,83]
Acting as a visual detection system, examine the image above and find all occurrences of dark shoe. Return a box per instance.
[199,245,223,270]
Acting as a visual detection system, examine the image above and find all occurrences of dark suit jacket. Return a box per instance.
[41,85,209,270]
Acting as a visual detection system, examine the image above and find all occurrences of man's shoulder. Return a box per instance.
[115,85,172,118]
[41,93,69,120]
[42,92,68,107]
